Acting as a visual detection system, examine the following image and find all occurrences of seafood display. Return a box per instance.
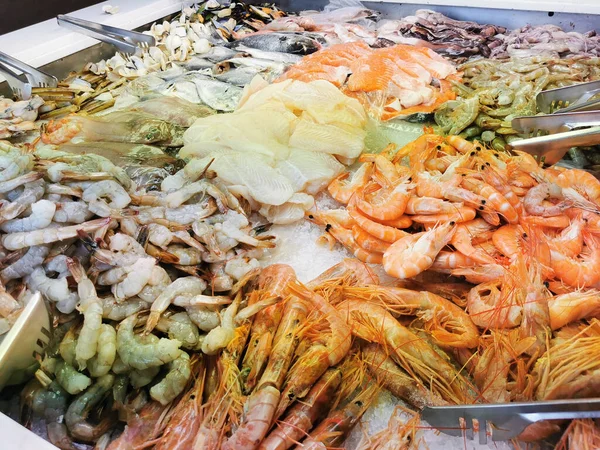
[376,9,505,61]
[434,55,600,157]
[181,77,367,223]
[279,41,459,120]
[3,0,600,448]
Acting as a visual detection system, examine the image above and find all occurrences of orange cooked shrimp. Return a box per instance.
[450,219,498,265]
[345,284,479,348]
[548,289,600,330]
[327,163,372,205]
[382,221,456,279]
[556,168,600,205]
[521,214,571,229]
[452,263,506,284]
[523,182,571,217]
[551,232,600,287]
[337,299,474,403]
[467,278,523,329]
[352,225,390,253]
[354,180,413,221]
[492,224,525,259]
[405,196,463,215]
[409,206,476,224]
[430,250,478,270]
[461,177,519,224]
[378,215,413,228]
[347,200,407,243]
[546,217,585,258]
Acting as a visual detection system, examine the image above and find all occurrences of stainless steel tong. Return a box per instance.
[423,398,600,445]
[537,79,600,114]
[0,51,57,99]
[57,15,156,55]
[510,110,600,164]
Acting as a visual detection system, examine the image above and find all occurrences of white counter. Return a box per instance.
[0,0,187,68]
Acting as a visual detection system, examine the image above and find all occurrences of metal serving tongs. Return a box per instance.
[422,398,600,445]
[0,292,50,391]
[57,15,156,55]
[510,110,600,164]
[0,50,57,99]
[537,79,600,114]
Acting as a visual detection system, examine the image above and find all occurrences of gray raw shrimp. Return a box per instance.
[137,265,171,303]
[145,276,207,333]
[102,296,150,321]
[65,374,116,443]
[53,201,93,223]
[12,179,46,206]
[149,351,191,405]
[86,324,117,377]
[116,314,181,370]
[26,266,79,313]
[82,180,131,217]
[0,171,42,193]
[0,199,56,233]
[112,257,156,300]
[165,244,203,265]
[2,217,110,250]
[130,366,160,388]
[1,245,50,281]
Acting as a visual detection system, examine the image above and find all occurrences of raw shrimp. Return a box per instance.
[0,171,41,193]
[165,179,228,209]
[156,311,202,350]
[201,292,242,355]
[65,374,116,443]
[68,258,103,369]
[0,199,56,233]
[117,313,181,370]
[130,366,160,388]
[112,257,156,300]
[383,221,456,279]
[338,299,473,403]
[165,245,203,265]
[26,266,78,313]
[275,281,352,418]
[362,344,445,409]
[242,265,296,392]
[259,369,341,450]
[86,324,117,377]
[102,297,150,321]
[146,276,207,333]
[153,356,205,450]
[2,217,110,250]
[138,265,172,303]
[1,245,49,281]
[222,386,280,450]
[524,182,571,217]
[55,360,92,395]
[53,201,93,224]
[150,351,192,405]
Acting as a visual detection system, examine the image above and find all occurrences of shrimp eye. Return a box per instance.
[481,200,487,204]
[475,146,482,151]
[325,224,332,232]
[522,233,528,239]
[494,153,500,157]
[436,145,442,150]
[191,395,195,399]
[449,221,456,225]
[544,281,550,288]
[308,214,314,219]
[470,151,476,156]
[355,401,364,407]
[408,177,412,182]
[479,206,484,210]
[486,162,491,166]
